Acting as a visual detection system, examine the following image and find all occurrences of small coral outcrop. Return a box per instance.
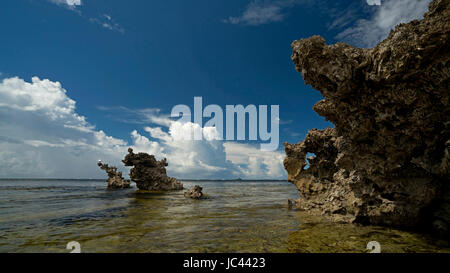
[97,160,131,189]
[184,185,204,199]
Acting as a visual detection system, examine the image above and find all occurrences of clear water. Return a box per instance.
[0,179,448,253]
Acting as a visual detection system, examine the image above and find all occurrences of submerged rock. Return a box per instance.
[97,160,131,189]
[284,0,450,236]
[184,185,203,199]
[122,148,183,191]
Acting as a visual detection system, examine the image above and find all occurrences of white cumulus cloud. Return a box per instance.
[0,76,127,178]
[224,143,285,179]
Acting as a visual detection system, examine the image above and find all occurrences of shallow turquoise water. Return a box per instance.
[0,179,448,253]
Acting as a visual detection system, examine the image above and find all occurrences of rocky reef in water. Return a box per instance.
[284,0,449,237]
[184,185,204,199]
[97,160,131,189]
[122,148,183,191]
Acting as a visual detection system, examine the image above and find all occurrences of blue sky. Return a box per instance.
[0,0,431,179]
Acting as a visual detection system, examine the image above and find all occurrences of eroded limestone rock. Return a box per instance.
[284,0,450,236]
[122,148,183,191]
[97,160,131,189]
[184,185,203,199]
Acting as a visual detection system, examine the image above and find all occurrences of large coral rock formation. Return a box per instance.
[122,148,183,191]
[97,161,131,189]
[284,0,450,236]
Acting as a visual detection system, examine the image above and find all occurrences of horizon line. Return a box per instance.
[0,178,288,182]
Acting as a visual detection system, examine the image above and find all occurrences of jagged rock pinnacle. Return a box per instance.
[122,148,183,191]
[97,161,131,189]
[284,0,450,237]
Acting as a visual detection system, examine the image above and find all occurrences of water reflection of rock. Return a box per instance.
[122,148,183,191]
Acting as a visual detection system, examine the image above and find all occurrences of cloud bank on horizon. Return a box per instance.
[0,76,285,179]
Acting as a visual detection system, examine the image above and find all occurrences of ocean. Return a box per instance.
[0,179,448,253]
